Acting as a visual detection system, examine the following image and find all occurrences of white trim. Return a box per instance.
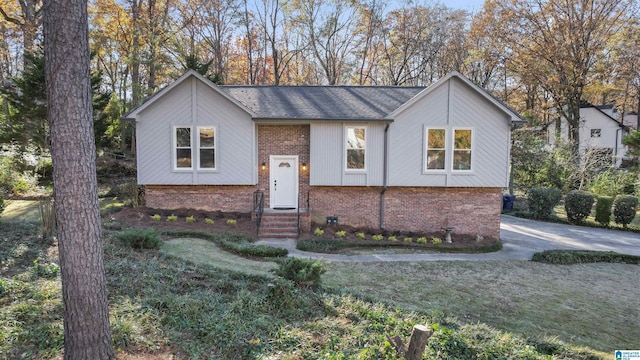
[344,125,367,172]
[172,125,193,171]
[423,126,447,173]
[451,127,475,172]
[196,125,217,171]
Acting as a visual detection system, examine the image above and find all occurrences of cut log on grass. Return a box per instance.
[406,324,433,360]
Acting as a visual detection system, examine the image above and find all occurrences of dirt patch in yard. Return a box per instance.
[108,207,499,252]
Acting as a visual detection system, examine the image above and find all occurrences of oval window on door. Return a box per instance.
[278,162,291,167]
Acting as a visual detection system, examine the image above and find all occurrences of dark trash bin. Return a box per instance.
[502,194,516,211]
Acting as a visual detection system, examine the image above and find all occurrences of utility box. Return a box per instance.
[326,216,338,225]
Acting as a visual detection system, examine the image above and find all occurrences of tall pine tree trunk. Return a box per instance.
[43,0,115,358]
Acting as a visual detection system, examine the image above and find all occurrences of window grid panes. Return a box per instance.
[198,127,215,169]
[453,129,472,171]
[175,127,192,169]
[426,128,446,170]
[346,127,365,170]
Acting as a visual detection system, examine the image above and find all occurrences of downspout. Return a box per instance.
[380,122,390,230]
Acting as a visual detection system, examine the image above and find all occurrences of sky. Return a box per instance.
[437,0,486,12]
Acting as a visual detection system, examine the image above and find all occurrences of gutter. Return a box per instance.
[380,122,390,230]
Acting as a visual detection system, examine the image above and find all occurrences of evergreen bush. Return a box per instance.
[271,257,326,288]
[594,196,613,226]
[613,195,638,228]
[527,187,562,220]
[564,190,594,224]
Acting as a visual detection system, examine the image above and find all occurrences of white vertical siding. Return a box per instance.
[137,76,255,185]
[310,122,385,186]
[388,77,511,187]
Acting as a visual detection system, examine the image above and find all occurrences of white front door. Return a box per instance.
[270,155,298,209]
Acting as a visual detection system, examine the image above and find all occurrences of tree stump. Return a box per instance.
[405,324,433,360]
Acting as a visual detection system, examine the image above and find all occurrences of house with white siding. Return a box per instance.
[546,103,629,167]
[123,70,524,239]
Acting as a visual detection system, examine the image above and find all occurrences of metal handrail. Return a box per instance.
[253,190,264,237]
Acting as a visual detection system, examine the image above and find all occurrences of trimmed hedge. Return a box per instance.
[532,250,640,265]
[564,190,594,224]
[161,230,288,258]
[613,195,639,228]
[116,228,162,249]
[594,196,613,226]
[527,187,562,220]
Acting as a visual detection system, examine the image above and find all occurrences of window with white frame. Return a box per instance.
[425,128,446,171]
[346,126,366,170]
[453,128,473,171]
[174,126,192,170]
[198,126,216,169]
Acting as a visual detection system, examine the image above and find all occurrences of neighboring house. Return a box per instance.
[546,103,629,167]
[621,111,638,131]
[123,70,524,239]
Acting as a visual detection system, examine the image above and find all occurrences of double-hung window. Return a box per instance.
[346,126,366,170]
[174,126,192,170]
[198,126,216,170]
[425,128,446,171]
[453,128,473,171]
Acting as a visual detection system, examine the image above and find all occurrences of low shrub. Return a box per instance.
[204,218,214,225]
[431,237,442,244]
[150,214,161,221]
[166,214,177,222]
[271,257,326,288]
[116,228,162,249]
[564,190,594,224]
[532,250,640,265]
[371,234,383,241]
[31,259,60,279]
[417,237,427,244]
[313,227,324,236]
[185,216,195,223]
[403,237,413,243]
[220,240,288,258]
[226,219,237,226]
[335,230,346,238]
[388,235,397,242]
[527,187,562,220]
[613,195,639,228]
[594,196,613,226]
[355,232,365,239]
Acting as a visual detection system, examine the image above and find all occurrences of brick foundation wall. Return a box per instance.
[145,185,256,212]
[310,186,501,239]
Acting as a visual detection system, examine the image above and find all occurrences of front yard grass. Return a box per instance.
[2,198,125,221]
[324,260,637,354]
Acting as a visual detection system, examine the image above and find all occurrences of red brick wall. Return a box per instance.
[145,185,256,212]
[257,125,311,208]
[310,186,501,238]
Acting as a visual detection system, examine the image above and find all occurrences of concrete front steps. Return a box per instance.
[257,211,300,239]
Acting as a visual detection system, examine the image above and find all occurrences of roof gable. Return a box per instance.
[387,71,525,123]
[122,70,255,120]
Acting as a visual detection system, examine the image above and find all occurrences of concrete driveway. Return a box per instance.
[257,215,640,262]
[500,215,640,258]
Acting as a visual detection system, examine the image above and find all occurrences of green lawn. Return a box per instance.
[1,198,125,221]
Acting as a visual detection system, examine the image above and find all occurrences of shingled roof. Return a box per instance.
[219,86,424,120]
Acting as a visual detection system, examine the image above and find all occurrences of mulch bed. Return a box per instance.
[107,207,499,251]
